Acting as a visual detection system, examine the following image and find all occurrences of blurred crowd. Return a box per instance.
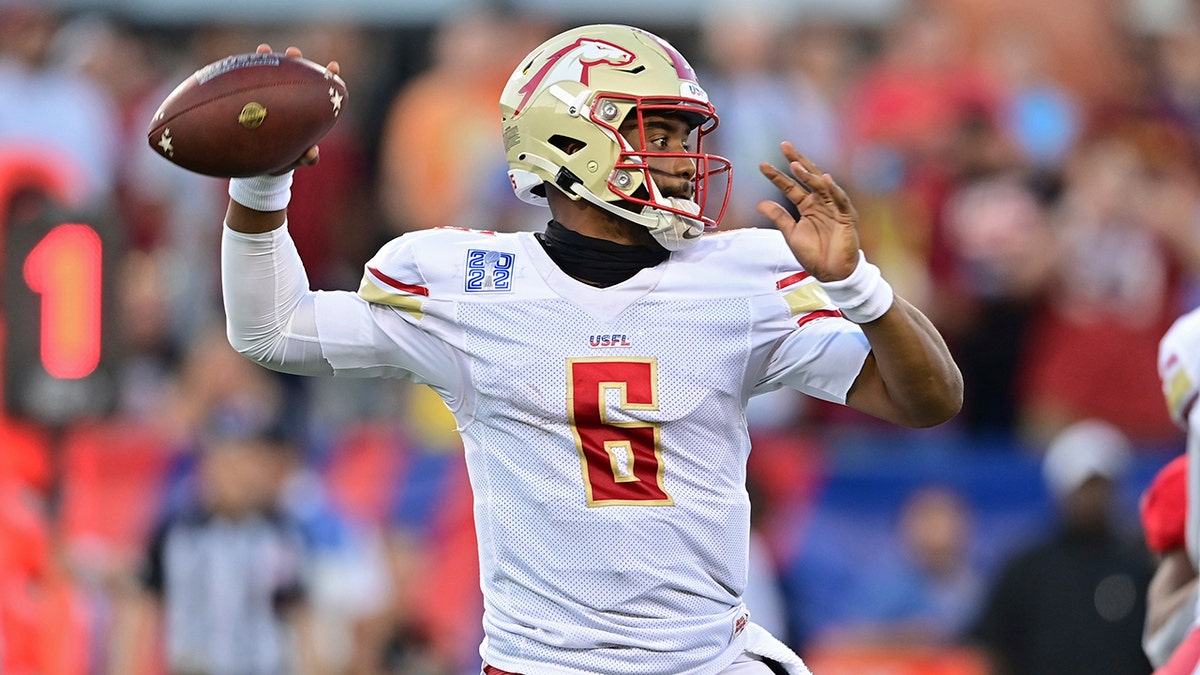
[2,0,1199,673]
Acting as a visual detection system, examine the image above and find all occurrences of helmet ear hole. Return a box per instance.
[549,134,586,155]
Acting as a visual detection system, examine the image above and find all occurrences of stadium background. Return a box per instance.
[0,0,1194,672]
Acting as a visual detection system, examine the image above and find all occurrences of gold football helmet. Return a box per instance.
[500,24,731,249]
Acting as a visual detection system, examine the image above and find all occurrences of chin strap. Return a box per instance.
[641,197,704,250]
[569,184,703,251]
[522,152,705,251]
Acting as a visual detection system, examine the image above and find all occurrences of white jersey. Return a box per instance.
[222,224,868,674]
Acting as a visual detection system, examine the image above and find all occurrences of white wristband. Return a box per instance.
[228,171,293,212]
[818,250,894,324]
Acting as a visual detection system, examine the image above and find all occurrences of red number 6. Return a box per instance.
[567,357,673,507]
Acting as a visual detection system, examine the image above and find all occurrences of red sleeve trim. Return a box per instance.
[776,270,812,290]
[796,308,843,328]
[366,266,430,296]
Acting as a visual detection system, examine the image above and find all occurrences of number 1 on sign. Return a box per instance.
[22,224,103,379]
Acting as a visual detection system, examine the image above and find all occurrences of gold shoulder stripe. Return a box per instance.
[783,284,832,316]
[359,276,424,319]
[1168,368,1195,416]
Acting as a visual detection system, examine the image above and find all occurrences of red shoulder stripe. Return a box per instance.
[367,266,430,296]
[776,271,811,290]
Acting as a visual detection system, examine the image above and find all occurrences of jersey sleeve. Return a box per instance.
[221,224,461,400]
[753,260,871,405]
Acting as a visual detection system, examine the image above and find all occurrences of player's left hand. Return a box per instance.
[254,43,339,173]
[757,141,860,283]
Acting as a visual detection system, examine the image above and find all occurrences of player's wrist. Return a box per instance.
[818,250,894,324]
[228,171,293,213]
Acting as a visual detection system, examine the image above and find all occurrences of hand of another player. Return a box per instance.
[254,43,340,174]
[757,142,861,283]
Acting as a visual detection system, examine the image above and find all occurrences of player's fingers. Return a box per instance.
[760,162,813,203]
[284,46,303,58]
[796,148,825,177]
[756,200,796,230]
[327,60,340,76]
[780,142,825,181]
[271,146,320,176]
[256,43,272,54]
[826,174,853,213]
[788,161,823,197]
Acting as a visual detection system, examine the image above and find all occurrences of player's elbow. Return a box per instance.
[909,398,962,428]
[226,323,283,369]
[905,374,964,428]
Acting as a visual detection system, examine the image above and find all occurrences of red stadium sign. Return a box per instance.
[0,151,118,424]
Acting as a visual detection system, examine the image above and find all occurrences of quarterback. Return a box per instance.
[220,25,962,675]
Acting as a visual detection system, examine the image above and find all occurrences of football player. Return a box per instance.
[1150,307,1200,674]
[219,25,962,675]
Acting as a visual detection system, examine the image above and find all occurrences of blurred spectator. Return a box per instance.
[108,409,322,675]
[940,0,1138,110]
[698,8,849,231]
[274,442,393,675]
[0,3,119,208]
[842,1,1014,319]
[1142,6,1200,136]
[845,2,1007,188]
[979,25,1082,172]
[51,13,163,167]
[742,474,789,640]
[970,419,1154,675]
[935,173,1056,435]
[1017,124,1200,445]
[378,384,480,674]
[378,8,553,234]
[159,321,288,449]
[120,26,259,349]
[112,250,183,421]
[831,485,983,647]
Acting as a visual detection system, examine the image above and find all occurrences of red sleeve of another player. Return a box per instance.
[1154,625,1200,675]
[1141,454,1188,554]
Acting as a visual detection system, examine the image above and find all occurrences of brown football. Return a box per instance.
[147,52,348,177]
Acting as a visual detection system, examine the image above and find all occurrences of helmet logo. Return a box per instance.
[630,27,697,83]
[514,38,635,116]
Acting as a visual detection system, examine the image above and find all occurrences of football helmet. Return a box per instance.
[500,24,731,250]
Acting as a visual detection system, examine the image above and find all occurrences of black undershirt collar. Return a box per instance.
[535,220,668,288]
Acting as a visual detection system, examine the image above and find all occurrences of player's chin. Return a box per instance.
[657,185,694,202]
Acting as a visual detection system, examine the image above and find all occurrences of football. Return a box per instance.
[147,52,348,177]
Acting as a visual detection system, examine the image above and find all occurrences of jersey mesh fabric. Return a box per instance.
[460,294,752,674]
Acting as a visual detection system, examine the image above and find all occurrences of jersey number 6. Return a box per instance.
[567,357,674,507]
